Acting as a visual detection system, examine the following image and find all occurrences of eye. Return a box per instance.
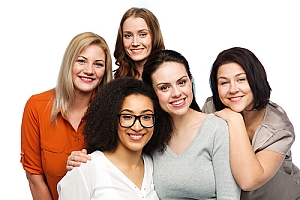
[139,33,147,37]
[141,115,152,121]
[121,114,133,120]
[95,62,105,68]
[160,85,169,91]
[77,59,86,64]
[220,81,229,85]
[178,79,186,86]
[237,78,246,82]
[124,33,132,39]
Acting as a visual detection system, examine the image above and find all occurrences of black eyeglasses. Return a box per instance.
[118,114,155,128]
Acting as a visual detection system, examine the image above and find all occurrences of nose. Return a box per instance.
[132,35,139,46]
[131,117,143,132]
[83,62,94,75]
[171,86,182,98]
[229,82,239,93]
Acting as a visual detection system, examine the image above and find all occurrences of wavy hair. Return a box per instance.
[114,7,165,79]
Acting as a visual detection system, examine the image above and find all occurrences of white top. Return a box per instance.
[57,151,159,200]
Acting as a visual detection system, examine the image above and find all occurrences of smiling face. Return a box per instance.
[72,44,106,94]
[117,94,154,153]
[151,61,193,117]
[122,17,152,65]
[217,62,254,112]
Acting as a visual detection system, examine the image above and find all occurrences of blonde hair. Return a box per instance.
[50,32,112,123]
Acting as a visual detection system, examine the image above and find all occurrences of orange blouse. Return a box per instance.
[20,89,85,200]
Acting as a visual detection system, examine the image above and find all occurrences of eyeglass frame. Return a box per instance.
[117,114,155,128]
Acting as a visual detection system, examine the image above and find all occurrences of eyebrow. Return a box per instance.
[120,109,154,114]
[78,55,105,62]
[218,72,246,80]
[123,29,149,33]
[155,75,188,87]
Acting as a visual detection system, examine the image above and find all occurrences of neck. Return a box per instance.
[242,107,266,140]
[105,144,143,168]
[171,108,198,135]
[134,60,146,79]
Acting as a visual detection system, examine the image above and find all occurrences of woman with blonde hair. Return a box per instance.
[20,32,112,200]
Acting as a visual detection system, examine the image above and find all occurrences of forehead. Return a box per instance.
[123,17,148,32]
[217,62,245,77]
[79,44,105,60]
[121,94,153,110]
[152,62,187,83]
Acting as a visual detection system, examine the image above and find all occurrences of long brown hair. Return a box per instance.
[113,7,165,79]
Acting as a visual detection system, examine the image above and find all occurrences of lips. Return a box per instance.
[128,133,144,141]
[229,96,241,102]
[80,76,94,82]
[170,98,185,107]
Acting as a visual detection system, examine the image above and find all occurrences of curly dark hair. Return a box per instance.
[83,77,172,154]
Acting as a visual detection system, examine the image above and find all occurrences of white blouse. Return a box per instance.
[58,151,159,200]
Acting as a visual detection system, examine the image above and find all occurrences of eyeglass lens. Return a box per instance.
[118,114,155,128]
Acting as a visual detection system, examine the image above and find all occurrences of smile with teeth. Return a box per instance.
[131,49,142,52]
[171,99,185,105]
[128,134,144,140]
[80,77,93,82]
[229,97,241,101]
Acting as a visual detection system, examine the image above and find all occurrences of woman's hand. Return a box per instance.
[66,149,91,171]
[214,108,243,123]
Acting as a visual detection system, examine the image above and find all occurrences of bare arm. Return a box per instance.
[214,108,284,191]
[26,171,52,200]
[66,149,91,171]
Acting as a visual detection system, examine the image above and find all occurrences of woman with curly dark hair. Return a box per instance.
[58,77,172,199]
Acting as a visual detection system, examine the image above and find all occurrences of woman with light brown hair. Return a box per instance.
[113,7,165,79]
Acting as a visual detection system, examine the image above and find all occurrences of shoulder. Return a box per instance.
[263,101,294,134]
[27,88,55,103]
[200,114,229,142]
[203,113,228,128]
[253,102,295,153]
[202,96,216,114]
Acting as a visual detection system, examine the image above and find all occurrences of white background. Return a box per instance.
[1,1,299,199]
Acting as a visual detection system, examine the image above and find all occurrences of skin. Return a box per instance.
[27,44,107,200]
[104,94,154,189]
[66,61,206,165]
[151,61,207,155]
[214,62,284,191]
[72,44,106,94]
[69,44,106,131]
[123,17,152,76]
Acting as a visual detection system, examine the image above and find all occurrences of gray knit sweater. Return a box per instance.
[152,114,241,199]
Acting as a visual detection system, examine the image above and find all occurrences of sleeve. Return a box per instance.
[57,168,90,200]
[20,96,43,174]
[253,104,295,154]
[212,118,241,199]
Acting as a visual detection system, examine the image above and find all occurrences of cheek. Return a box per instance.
[95,68,106,79]
[155,92,168,108]
[217,86,227,98]
[123,39,131,49]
